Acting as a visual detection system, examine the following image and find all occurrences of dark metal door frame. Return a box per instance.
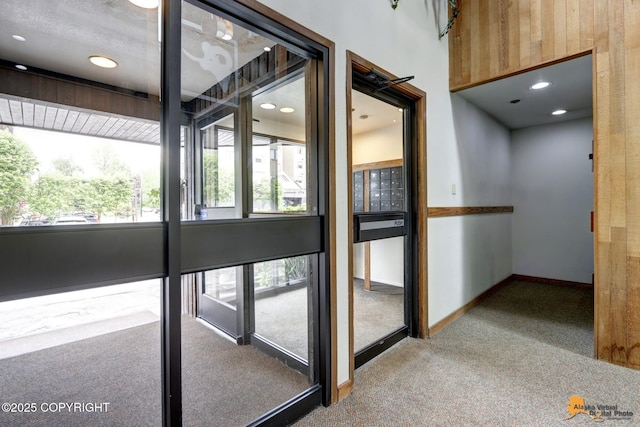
[351,76,419,369]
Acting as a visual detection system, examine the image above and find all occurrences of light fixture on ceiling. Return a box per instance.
[279,107,295,113]
[128,0,159,9]
[15,64,27,71]
[551,109,567,116]
[260,103,276,110]
[264,46,272,52]
[12,35,26,42]
[89,55,118,69]
[529,81,551,90]
[216,17,233,41]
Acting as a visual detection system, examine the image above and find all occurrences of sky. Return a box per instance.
[13,126,161,179]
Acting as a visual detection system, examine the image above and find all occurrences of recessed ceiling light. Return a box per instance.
[264,46,272,52]
[279,107,295,113]
[12,35,26,42]
[89,55,118,69]
[260,103,276,110]
[128,0,159,9]
[398,108,403,112]
[15,64,27,71]
[551,109,567,116]
[530,81,550,90]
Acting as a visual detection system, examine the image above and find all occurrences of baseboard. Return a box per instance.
[511,274,593,289]
[336,379,353,402]
[427,275,513,337]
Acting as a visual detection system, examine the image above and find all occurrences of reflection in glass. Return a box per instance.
[252,137,307,213]
[203,122,235,209]
[253,256,310,361]
[204,267,237,308]
[353,237,405,352]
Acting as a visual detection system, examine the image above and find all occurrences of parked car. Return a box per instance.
[52,216,89,225]
[74,212,99,223]
[19,217,51,226]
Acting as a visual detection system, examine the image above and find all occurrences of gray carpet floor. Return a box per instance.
[295,280,640,426]
[353,279,404,352]
[0,317,310,427]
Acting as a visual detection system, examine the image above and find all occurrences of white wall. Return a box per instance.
[256,0,512,386]
[428,94,513,326]
[352,123,403,165]
[512,118,594,283]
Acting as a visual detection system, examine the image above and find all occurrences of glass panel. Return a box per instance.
[203,121,235,209]
[253,256,311,361]
[252,136,307,213]
[203,266,238,308]
[1,1,161,227]
[354,237,405,352]
[0,280,161,425]
[252,75,308,214]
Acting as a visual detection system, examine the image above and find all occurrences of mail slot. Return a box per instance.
[354,212,407,242]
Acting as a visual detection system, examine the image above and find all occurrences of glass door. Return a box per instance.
[181,0,321,381]
[351,82,416,368]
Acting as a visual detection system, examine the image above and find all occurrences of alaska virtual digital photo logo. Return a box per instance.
[565,395,634,422]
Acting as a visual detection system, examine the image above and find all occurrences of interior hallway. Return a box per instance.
[295,280,640,426]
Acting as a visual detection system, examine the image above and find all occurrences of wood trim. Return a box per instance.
[326,43,337,405]
[0,65,161,121]
[511,274,593,289]
[345,50,356,403]
[336,379,353,402]
[428,275,513,336]
[353,159,403,172]
[427,206,514,217]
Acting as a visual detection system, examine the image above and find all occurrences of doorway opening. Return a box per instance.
[345,52,428,386]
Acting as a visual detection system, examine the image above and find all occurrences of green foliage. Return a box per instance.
[0,131,38,225]
[86,178,133,219]
[28,175,133,220]
[92,143,131,178]
[253,177,281,212]
[203,151,234,207]
[52,157,83,177]
[145,187,160,208]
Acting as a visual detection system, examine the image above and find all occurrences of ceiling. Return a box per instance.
[351,90,404,135]
[457,54,593,129]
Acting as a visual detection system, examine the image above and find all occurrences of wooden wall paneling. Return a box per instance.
[488,0,500,77]
[519,0,531,70]
[625,0,640,368]
[529,0,543,64]
[553,0,568,59]
[468,0,481,87]
[579,0,594,51]
[507,0,520,72]
[540,0,555,62]
[478,1,491,83]
[566,0,581,54]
